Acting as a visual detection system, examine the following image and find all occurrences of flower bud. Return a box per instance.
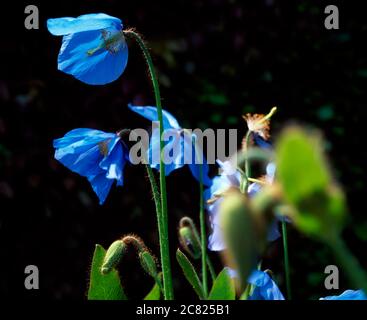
[139,250,158,279]
[101,240,127,274]
[220,191,265,290]
[178,218,202,259]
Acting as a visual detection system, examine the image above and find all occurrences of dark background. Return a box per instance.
[1,0,367,300]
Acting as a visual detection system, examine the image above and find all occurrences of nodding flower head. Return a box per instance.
[47,13,128,85]
[128,104,212,187]
[53,128,130,204]
[242,107,277,141]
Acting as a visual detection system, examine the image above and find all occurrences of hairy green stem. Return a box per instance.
[125,30,173,300]
[282,220,292,300]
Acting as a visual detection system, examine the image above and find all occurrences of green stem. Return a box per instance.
[207,256,216,282]
[145,163,162,227]
[282,220,292,300]
[329,234,367,294]
[244,131,252,192]
[125,30,174,300]
[199,163,208,298]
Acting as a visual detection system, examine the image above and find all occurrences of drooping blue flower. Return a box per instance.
[47,13,128,85]
[128,105,212,186]
[53,128,129,204]
[247,270,285,300]
[204,160,280,251]
[320,290,367,300]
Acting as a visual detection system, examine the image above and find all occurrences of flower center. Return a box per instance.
[98,139,111,156]
[87,29,126,56]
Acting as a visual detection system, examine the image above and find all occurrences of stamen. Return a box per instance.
[98,140,110,156]
[86,30,126,56]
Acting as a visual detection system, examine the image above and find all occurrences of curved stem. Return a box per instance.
[125,30,173,300]
[282,221,292,300]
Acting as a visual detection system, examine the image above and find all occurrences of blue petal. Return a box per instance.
[320,289,367,300]
[58,28,128,85]
[208,221,226,251]
[148,128,185,175]
[254,134,272,149]
[185,135,212,187]
[54,129,127,204]
[47,13,122,36]
[248,270,285,300]
[88,172,115,204]
[248,270,270,287]
[54,129,116,177]
[54,128,115,149]
[99,137,127,185]
[128,105,181,130]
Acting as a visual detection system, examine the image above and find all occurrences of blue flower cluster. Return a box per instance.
[48,13,366,301]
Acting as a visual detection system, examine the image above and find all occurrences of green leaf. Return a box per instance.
[276,127,330,204]
[144,282,161,300]
[88,244,127,300]
[276,127,346,238]
[208,268,235,300]
[176,249,205,299]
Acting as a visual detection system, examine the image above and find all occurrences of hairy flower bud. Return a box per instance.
[178,217,202,259]
[139,250,159,279]
[101,240,127,274]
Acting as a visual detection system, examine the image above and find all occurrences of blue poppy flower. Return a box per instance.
[53,128,129,204]
[247,270,285,300]
[204,160,280,251]
[128,105,212,186]
[47,13,128,85]
[320,290,367,300]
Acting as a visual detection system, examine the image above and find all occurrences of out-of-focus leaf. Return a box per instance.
[88,244,127,300]
[277,127,330,204]
[276,127,346,238]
